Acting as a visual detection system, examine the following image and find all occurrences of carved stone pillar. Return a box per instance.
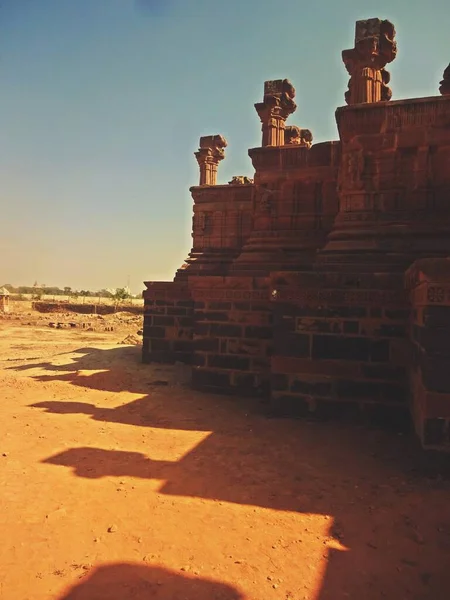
[342,18,397,105]
[440,64,450,96]
[195,135,227,186]
[255,80,297,147]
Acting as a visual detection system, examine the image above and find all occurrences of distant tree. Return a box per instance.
[110,287,131,303]
[63,286,72,295]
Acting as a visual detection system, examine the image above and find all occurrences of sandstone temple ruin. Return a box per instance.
[143,19,450,452]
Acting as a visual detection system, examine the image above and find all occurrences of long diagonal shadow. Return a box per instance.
[11,345,450,599]
[57,562,244,599]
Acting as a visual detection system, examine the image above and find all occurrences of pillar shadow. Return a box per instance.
[9,345,450,599]
[57,562,244,599]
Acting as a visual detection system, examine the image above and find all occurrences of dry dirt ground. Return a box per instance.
[1,310,450,600]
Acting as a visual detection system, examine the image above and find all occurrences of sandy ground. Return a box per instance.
[0,314,450,600]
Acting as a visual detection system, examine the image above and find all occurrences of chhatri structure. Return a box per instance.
[143,18,450,452]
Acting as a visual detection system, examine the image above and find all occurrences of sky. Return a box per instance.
[0,0,449,293]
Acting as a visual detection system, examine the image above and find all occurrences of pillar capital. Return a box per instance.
[195,135,227,186]
[254,79,297,147]
[342,18,397,105]
[439,64,450,95]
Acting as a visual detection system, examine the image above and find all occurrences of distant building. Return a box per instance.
[0,287,10,313]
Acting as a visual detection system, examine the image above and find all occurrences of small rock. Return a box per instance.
[272,583,279,589]
[107,524,118,533]
[2,452,8,457]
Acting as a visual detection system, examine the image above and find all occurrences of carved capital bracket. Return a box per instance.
[285,125,313,148]
[255,79,297,147]
[439,64,450,96]
[342,18,397,105]
[195,135,228,186]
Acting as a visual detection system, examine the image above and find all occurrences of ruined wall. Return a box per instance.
[231,142,340,275]
[180,183,254,277]
[319,97,450,271]
[406,259,450,450]
[33,301,143,316]
[188,138,340,396]
[269,271,409,425]
[142,282,193,364]
[142,142,254,366]
[142,18,450,450]
[190,276,271,396]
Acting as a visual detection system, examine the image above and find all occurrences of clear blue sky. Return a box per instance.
[0,0,448,293]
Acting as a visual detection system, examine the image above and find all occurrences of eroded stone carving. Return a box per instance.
[342,18,397,105]
[228,176,254,185]
[195,135,228,185]
[255,79,297,147]
[285,126,313,147]
[256,183,279,213]
[439,64,450,96]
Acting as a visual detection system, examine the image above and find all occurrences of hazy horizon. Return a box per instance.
[1,0,449,294]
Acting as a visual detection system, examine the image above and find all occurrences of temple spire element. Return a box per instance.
[439,64,450,95]
[342,18,397,105]
[255,79,297,147]
[195,135,227,186]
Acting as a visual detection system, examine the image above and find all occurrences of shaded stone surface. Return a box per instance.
[142,18,450,451]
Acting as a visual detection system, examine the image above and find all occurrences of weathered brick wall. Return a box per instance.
[142,282,193,364]
[406,259,450,450]
[319,97,450,272]
[232,142,340,276]
[180,184,254,277]
[269,272,410,425]
[189,276,271,395]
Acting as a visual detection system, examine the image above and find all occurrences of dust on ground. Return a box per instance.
[0,311,449,599]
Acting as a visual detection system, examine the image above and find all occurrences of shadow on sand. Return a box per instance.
[57,562,244,599]
[10,345,450,599]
